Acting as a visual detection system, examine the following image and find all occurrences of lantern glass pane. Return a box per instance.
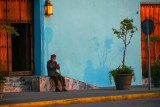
[48,6,53,15]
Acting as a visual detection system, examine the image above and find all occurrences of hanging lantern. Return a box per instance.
[45,0,53,15]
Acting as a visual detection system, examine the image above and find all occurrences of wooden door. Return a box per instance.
[0,0,34,76]
[0,0,7,75]
[141,4,160,74]
[0,29,8,75]
[20,0,32,23]
[0,0,6,24]
[7,0,20,23]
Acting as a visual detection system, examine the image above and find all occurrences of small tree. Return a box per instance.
[144,35,160,63]
[112,18,138,67]
[0,25,19,59]
[0,25,19,36]
[0,25,19,46]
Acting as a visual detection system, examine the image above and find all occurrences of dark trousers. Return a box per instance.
[50,74,66,87]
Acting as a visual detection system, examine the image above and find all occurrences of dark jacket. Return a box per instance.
[47,60,59,76]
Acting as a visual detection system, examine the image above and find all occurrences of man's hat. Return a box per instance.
[51,54,56,57]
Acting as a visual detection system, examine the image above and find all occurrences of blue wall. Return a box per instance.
[34,0,45,75]
[34,0,160,87]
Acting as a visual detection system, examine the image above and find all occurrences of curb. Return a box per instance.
[0,92,160,107]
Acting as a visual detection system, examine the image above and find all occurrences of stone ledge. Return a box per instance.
[4,76,99,93]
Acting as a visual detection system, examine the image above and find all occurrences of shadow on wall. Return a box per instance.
[84,38,113,87]
[84,60,110,87]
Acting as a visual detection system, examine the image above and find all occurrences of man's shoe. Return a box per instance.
[62,87,67,92]
[55,88,61,92]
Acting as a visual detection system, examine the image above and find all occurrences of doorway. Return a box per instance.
[141,4,160,74]
[11,23,31,71]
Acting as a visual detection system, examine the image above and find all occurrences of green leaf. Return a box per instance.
[0,25,19,36]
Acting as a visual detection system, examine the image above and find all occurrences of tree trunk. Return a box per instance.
[123,45,127,67]
[154,41,157,63]
[123,28,127,67]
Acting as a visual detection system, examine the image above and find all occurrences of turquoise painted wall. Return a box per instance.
[34,0,160,87]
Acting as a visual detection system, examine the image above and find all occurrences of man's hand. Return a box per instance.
[57,64,60,69]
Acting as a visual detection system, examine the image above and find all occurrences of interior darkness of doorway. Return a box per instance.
[11,23,31,71]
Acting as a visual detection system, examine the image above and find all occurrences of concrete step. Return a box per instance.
[4,85,31,92]
[4,82,12,86]
[3,86,21,93]
[5,81,26,87]
[11,81,26,86]
[20,85,31,92]
[7,77,21,82]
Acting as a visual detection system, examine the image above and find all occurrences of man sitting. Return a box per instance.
[47,54,67,92]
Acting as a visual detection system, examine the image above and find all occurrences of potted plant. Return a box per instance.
[142,62,160,87]
[109,65,135,90]
[109,18,137,90]
[150,62,160,87]
[0,25,19,99]
[0,75,6,100]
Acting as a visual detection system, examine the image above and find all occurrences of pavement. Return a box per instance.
[0,86,160,107]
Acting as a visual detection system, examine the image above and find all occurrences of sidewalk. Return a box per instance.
[0,86,160,107]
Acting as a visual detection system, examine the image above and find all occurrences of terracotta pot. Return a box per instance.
[115,74,133,90]
[0,81,5,100]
